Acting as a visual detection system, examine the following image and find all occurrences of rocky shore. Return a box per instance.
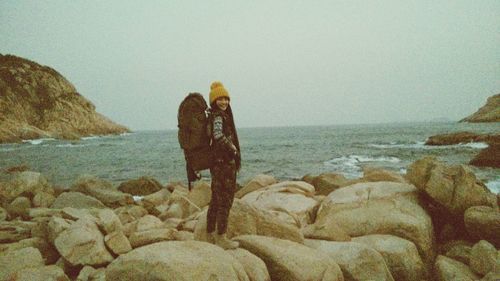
[460,94,500,123]
[425,132,500,168]
[0,157,498,281]
[0,54,129,144]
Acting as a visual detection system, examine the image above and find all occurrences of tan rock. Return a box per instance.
[139,188,171,214]
[0,237,59,265]
[71,176,133,208]
[470,240,497,276]
[241,180,319,227]
[0,247,45,280]
[435,255,480,281]
[117,176,163,196]
[159,188,205,220]
[194,199,304,244]
[425,131,500,145]
[0,207,7,221]
[106,241,249,281]
[51,191,106,209]
[187,180,212,209]
[235,174,278,198]
[0,220,35,243]
[47,216,72,244]
[76,266,96,281]
[313,181,435,266]
[61,207,96,221]
[54,218,114,266]
[32,191,56,207]
[6,196,31,218]
[104,231,132,255]
[227,248,271,281]
[305,239,394,281]
[352,234,427,281]
[302,216,351,242]
[95,208,122,235]
[135,214,163,232]
[173,230,194,241]
[0,171,54,202]
[464,206,500,247]
[311,173,355,195]
[482,270,500,281]
[114,205,148,224]
[361,166,407,183]
[6,265,70,281]
[445,242,472,265]
[406,156,495,216]
[236,235,343,281]
[29,207,63,219]
[129,228,176,248]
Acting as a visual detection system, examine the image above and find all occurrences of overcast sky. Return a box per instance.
[1,1,499,130]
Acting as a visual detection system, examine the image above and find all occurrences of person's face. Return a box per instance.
[216,97,230,111]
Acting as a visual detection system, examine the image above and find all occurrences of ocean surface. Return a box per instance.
[1,122,499,193]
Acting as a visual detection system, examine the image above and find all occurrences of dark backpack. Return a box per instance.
[177,93,213,188]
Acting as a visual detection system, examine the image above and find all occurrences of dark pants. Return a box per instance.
[206,161,237,234]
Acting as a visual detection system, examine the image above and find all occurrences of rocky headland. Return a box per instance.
[0,157,499,281]
[460,94,500,123]
[424,132,500,168]
[0,54,129,144]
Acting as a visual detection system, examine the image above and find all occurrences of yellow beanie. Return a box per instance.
[209,81,230,105]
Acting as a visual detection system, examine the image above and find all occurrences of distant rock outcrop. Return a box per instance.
[461,94,500,123]
[0,54,129,143]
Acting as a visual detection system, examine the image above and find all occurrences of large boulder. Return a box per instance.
[0,237,59,265]
[308,173,354,196]
[0,54,129,144]
[227,248,271,281]
[470,144,500,168]
[464,206,500,247]
[235,235,343,281]
[305,239,394,281]
[235,174,278,198]
[105,241,249,281]
[469,240,498,276]
[51,191,107,209]
[406,157,495,216]
[0,171,54,203]
[194,199,304,243]
[71,176,133,208]
[5,265,69,281]
[351,234,427,281]
[313,181,435,266]
[241,181,318,227]
[0,247,45,280]
[0,220,35,243]
[54,218,114,266]
[117,176,163,196]
[434,255,480,281]
[159,184,210,220]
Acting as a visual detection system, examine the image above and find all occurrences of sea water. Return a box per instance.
[1,122,499,193]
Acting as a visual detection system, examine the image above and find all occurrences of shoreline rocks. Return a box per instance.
[0,54,129,144]
[0,160,499,280]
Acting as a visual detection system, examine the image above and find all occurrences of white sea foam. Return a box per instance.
[56,143,86,148]
[22,138,56,145]
[486,179,500,194]
[133,195,144,202]
[81,136,101,141]
[324,155,402,178]
[369,141,488,150]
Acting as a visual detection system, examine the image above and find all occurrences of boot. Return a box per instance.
[214,233,239,250]
[206,232,216,244]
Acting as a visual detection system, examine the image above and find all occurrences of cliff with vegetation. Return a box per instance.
[461,94,500,123]
[0,54,129,143]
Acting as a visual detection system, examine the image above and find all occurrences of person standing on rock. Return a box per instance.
[206,81,241,250]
